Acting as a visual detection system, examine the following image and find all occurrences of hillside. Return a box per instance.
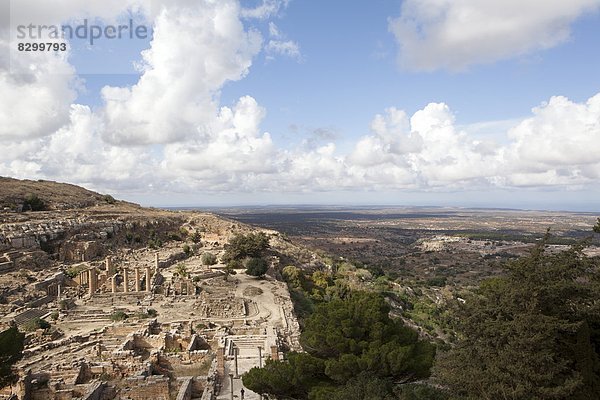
[0,177,132,211]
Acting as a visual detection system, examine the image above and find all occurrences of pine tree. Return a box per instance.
[435,238,600,399]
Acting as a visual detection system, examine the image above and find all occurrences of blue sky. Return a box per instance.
[3,0,600,210]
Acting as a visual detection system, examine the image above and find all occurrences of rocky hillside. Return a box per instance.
[0,177,130,211]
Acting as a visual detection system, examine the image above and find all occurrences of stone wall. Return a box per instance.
[119,376,170,400]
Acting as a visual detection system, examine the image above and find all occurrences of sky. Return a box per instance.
[1,0,600,210]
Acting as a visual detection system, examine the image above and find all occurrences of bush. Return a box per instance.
[201,252,217,266]
[182,244,192,256]
[190,231,202,244]
[22,194,46,211]
[169,233,183,241]
[59,299,70,310]
[110,311,128,322]
[22,318,50,332]
[66,264,87,279]
[103,194,116,204]
[245,257,269,277]
[425,276,447,287]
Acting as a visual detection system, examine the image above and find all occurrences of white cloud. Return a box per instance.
[268,21,281,38]
[264,22,302,61]
[240,0,289,20]
[389,0,600,71]
[265,39,302,60]
[0,105,154,191]
[161,95,277,190]
[501,93,600,186]
[0,53,77,139]
[100,0,262,145]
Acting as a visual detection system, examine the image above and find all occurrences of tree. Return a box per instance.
[243,352,327,399]
[243,292,435,399]
[223,232,269,262]
[22,194,45,211]
[593,217,600,234]
[245,257,269,277]
[175,263,188,278]
[223,260,238,281]
[301,291,435,382]
[435,238,600,400]
[0,326,25,388]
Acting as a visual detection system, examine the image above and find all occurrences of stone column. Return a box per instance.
[229,374,234,400]
[154,253,159,271]
[106,257,115,275]
[270,345,279,361]
[123,269,129,293]
[145,266,152,292]
[88,269,96,296]
[234,347,239,378]
[57,284,61,298]
[111,275,117,293]
[258,346,263,368]
[217,347,225,376]
[135,267,141,292]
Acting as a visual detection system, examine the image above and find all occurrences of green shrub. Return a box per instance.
[103,194,116,204]
[245,257,268,277]
[66,265,86,279]
[22,194,46,211]
[201,252,217,266]
[425,276,447,287]
[110,311,128,322]
[190,231,202,244]
[168,233,183,241]
[22,318,50,332]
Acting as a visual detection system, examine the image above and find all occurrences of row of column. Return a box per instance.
[109,266,152,294]
[80,255,158,296]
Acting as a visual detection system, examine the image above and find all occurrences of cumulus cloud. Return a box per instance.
[346,104,501,189]
[0,53,77,139]
[501,94,600,186]
[100,0,262,145]
[389,0,600,71]
[161,95,277,191]
[0,0,78,140]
